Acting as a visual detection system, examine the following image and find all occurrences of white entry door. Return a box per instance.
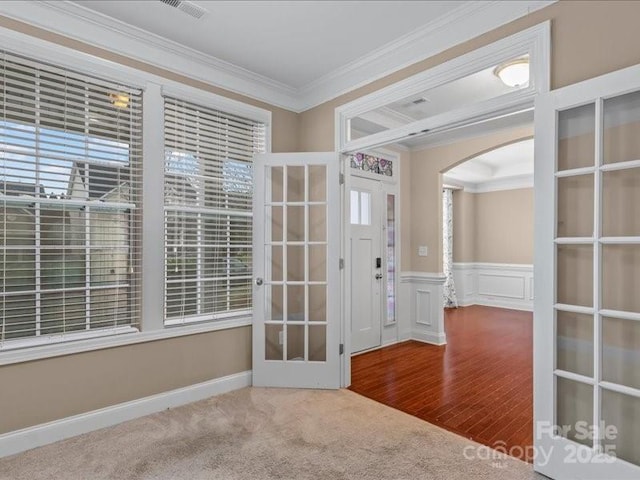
[535,64,640,479]
[350,176,382,353]
[252,152,341,389]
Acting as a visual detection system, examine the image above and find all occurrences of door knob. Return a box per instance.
[375,273,383,280]
[255,277,264,286]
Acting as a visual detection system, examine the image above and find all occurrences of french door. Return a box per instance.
[535,64,640,479]
[252,153,341,389]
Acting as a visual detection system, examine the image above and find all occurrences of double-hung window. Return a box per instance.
[163,96,265,324]
[0,50,143,347]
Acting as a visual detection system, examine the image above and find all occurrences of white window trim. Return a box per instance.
[0,25,271,365]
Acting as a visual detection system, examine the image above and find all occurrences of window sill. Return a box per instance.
[0,315,253,366]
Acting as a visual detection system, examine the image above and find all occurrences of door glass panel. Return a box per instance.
[269,206,283,242]
[287,205,305,242]
[601,389,640,466]
[602,316,640,390]
[287,166,305,202]
[270,245,283,282]
[265,324,283,360]
[309,244,326,282]
[386,193,396,324]
[268,285,283,321]
[557,174,594,238]
[287,245,305,282]
[557,103,595,171]
[602,167,640,237]
[309,285,326,322]
[350,190,360,224]
[309,325,326,361]
[309,205,326,242]
[556,311,593,377]
[557,245,593,307]
[360,191,371,225]
[287,284,304,321]
[603,90,640,165]
[270,166,283,202]
[602,245,640,313]
[308,165,326,202]
[287,324,305,361]
[556,377,593,447]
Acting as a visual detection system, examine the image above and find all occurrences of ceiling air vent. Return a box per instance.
[159,0,208,19]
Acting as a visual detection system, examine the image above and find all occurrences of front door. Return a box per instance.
[535,64,640,479]
[350,176,382,353]
[252,153,341,389]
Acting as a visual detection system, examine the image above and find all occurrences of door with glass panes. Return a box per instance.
[535,63,640,479]
[252,153,341,389]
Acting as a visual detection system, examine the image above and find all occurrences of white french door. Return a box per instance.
[535,64,640,479]
[252,153,341,389]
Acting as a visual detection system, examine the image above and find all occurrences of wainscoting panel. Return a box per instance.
[453,263,533,311]
[399,272,446,345]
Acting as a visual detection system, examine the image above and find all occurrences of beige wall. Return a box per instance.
[0,16,297,435]
[452,190,475,263]
[409,127,533,272]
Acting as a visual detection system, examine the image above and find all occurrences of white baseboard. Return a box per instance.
[411,331,447,346]
[0,370,252,459]
[453,262,533,312]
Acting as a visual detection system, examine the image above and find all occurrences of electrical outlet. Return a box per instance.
[418,245,428,257]
[278,330,283,345]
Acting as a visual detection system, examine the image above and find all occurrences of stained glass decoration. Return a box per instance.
[350,152,393,177]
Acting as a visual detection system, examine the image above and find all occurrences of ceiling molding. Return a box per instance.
[297,0,555,111]
[443,173,533,193]
[0,0,555,113]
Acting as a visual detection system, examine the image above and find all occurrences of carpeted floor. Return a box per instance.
[0,387,545,480]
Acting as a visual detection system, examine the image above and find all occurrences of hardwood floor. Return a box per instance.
[349,305,533,462]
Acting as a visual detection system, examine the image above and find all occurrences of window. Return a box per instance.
[0,50,142,346]
[163,96,266,324]
[350,190,371,226]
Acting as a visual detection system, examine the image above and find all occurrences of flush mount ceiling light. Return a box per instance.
[494,58,530,88]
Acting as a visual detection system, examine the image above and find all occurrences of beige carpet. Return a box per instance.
[0,387,545,480]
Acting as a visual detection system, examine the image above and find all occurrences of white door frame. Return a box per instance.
[336,25,550,388]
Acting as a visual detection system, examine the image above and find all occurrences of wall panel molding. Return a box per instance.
[453,262,533,311]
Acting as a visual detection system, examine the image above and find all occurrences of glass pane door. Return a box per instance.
[538,78,640,478]
[252,153,340,389]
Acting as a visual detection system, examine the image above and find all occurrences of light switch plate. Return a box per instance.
[418,246,428,257]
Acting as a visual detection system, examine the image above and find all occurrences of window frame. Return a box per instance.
[0,26,272,365]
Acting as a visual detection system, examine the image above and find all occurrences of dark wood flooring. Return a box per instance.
[349,305,533,462]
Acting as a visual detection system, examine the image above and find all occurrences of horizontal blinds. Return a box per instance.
[0,50,143,344]
[164,96,265,323]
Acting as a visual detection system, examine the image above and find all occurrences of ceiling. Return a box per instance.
[71,0,460,89]
[0,1,554,111]
[443,138,534,192]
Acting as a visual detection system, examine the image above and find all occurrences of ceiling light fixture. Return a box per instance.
[109,92,130,109]
[494,58,530,88]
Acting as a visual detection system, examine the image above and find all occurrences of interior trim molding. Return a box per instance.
[0,0,555,113]
[443,173,534,193]
[453,262,533,311]
[0,370,252,459]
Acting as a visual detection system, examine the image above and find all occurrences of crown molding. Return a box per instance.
[0,0,555,113]
[297,0,556,111]
[443,173,534,193]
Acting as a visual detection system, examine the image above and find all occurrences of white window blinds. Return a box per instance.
[164,96,265,324]
[0,50,143,346]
